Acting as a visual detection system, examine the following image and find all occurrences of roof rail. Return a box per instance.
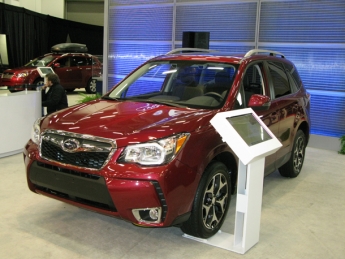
[244,49,285,58]
[166,48,217,55]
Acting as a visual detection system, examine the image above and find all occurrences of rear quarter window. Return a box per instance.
[267,61,291,98]
[283,62,302,91]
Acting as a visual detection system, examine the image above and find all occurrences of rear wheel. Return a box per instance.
[279,130,306,178]
[181,162,231,238]
[85,78,97,94]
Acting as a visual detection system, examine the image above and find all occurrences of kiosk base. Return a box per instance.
[182,159,266,255]
[183,231,247,254]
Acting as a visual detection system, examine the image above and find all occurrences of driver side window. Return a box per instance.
[243,63,265,106]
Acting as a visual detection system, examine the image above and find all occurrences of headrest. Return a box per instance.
[179,67,198,86]
[215,71,231,87]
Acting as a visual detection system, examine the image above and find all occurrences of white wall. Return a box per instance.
[2,0,64,18]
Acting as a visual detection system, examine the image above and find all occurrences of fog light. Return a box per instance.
[149,208,159,220]
[132,207,162,223]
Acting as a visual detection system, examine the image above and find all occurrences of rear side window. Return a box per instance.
[283,62,302,91]
[267,61,291,98]
[71,57,87,67]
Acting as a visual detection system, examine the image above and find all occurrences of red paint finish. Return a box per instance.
[24,50,310,230]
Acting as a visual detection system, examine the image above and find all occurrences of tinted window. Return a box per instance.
[108,61,237,109]
[242,63,265,106]
[283,62,302,91]
[268,61,291,98]
[56,57,70,67]
[71,57,87,67]
[25,55,55,67]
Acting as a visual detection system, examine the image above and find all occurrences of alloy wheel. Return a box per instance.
[202,173,229,230]
[293,136,305,173]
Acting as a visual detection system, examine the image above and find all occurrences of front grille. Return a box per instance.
[37,161,101,180]
[40,130,116,170]
[41,141,109,169]
[2,73,13,79]
[36,186,115,211]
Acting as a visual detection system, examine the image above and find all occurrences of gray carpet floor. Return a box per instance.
[1,147,344,259]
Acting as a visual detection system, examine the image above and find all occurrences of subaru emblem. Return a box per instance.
[62,138,80,152]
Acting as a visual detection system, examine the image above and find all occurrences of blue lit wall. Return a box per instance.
[107,0,345,137]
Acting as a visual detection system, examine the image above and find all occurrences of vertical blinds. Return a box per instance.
[107,0,345,137]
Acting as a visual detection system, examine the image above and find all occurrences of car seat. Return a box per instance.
[205,70,232,94]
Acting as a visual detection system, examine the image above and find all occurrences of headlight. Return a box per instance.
[17,72,28,78]
[119,133,190,165]
[31,118,43,145]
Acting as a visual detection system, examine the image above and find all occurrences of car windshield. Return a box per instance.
[108,61,238,109]
[25,55,55,67]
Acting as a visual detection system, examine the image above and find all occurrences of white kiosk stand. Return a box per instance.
[183,108,282,254]
[37,66,55,85]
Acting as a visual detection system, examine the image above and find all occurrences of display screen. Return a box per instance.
[226,114,272,146]
[37,67,54,75]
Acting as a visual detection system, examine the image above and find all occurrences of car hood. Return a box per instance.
[41,99,215,147]
[4,67,37,74]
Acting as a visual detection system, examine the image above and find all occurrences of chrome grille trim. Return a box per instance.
[39,130,117,170]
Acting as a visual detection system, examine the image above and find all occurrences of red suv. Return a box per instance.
[0,43,102,93]
[24,48,310,238]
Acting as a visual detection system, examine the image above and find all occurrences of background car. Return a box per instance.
[24,48,310,239]
[0,43,102,93]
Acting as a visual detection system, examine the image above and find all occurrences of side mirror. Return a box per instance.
[248,94,271,110]
[54,63,60,68]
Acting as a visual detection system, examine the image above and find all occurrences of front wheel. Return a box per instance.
[279,130,306,178]
[85,78,97,94]
[181,162,231,238]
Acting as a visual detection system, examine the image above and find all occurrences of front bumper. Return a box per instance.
[24,139,198,227]
[0,77,37,90]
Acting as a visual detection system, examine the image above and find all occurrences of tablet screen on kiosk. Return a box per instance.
[37,67,55,77]
[226,114,272,147]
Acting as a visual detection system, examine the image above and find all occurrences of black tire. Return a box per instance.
[279,130,306,178]
[34,78,44,86]
[85,78,97,94]
[32,78,44,91]
[181,162,231,238]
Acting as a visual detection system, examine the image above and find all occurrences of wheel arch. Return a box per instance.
[211,151,238,194]
[297,121,310,145]
[31,77,41,85]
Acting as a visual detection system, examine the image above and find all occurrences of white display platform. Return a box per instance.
[0,90,41,158]
[184,108,282,254]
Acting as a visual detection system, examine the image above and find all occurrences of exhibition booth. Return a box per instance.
[0,1,344,259]
[0,90,41,158]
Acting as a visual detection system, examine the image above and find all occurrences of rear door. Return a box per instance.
[53,56,75,88]
[265,61,300,168]
[69,56,88,87]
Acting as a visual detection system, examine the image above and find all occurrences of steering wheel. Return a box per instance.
[203,92,224,101]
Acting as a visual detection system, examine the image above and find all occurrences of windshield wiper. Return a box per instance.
[134,99,186,108]
[101,96,120,101]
